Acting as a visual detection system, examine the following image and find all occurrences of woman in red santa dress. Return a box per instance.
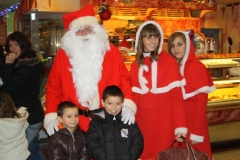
[168,31,216,159]
[44,4,136,136]
[130,21,188,159]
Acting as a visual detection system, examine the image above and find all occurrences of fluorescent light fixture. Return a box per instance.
[31,13,36,20]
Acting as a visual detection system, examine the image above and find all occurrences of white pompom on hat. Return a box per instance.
[63,4,99,31]
[118,39,131,51]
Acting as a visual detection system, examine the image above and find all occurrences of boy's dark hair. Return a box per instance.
[102,85,124,102]
[0,91,21,118]
[57,101,78,117]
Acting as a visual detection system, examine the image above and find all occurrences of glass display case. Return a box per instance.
[18,11,67,58]
[197,54,240,143]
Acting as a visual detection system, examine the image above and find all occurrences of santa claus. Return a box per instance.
[44,4,136,135]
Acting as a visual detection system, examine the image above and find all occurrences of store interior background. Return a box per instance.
[0,0,240,159]
[0,0,239,54]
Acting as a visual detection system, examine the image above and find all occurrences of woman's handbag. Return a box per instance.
[157,136,211,160]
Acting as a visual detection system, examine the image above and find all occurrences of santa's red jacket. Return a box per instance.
[44,44,136,131]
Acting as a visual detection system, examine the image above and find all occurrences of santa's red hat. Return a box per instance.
[63,4,99,31]
[118,39,131,51]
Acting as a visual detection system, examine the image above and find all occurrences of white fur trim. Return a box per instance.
[177,31,190,76]
[119,47,130,51]
[182,85,216,100]
[190,133,204,142]
[151,79,186,94]
[44,112,57,129]
[123,98,137,114]
[69,16,99,31]
[89,93,100,110]
[133,54,186,94]
[174,127,188,135]
[132,64,150,94]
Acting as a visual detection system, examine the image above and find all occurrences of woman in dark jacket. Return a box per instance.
[86,85,144,160]
[0,31,46,160]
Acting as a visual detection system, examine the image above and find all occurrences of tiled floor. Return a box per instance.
[213,149,240,160]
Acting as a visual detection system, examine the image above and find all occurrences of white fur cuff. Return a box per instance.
[44,112,57,129]
[174,127,188,135]
[123,98,137,114]
[190,133,204,142]
[69,16,98,31]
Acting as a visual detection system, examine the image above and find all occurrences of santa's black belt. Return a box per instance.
[78,108,104,117]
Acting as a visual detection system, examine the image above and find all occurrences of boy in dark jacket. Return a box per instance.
[48,101,90,160]
[86,85,144,160]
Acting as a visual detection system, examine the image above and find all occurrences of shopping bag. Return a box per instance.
[157,136,210,160]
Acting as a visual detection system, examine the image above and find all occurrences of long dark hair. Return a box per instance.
[135,24,161,65]
[0,91,21,118]
[5,31,36,59]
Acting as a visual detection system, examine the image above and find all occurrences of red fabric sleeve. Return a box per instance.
[45,50,65,115]
[192,93,208,136]
[170,87,187,130]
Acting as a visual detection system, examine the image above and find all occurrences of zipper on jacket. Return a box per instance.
[71,133,76,157]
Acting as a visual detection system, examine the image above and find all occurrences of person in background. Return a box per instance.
[168,31,216,159]
[86,85,143,160]
[130,21,187,159]
[0,91,30,160]
[0,36,6,64]
[48,101,91,160]
[118,39,132,58]
[0,36,6,89]
[0,31,46,160]
[44,4,136,136]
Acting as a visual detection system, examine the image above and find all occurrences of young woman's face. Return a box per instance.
[143,34,159,52]
[170,36,186,60]
[9,40,21,58]
[102,96,123,116]
[58,108,79,132]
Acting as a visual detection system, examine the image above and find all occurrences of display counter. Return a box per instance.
[198,54,240,143]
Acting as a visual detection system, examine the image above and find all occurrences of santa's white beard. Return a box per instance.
[61,26,110,107]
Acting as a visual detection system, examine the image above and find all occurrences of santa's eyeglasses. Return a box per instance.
[75,25,93,36]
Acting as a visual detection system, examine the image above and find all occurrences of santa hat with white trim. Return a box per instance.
[63,4,99,31]
[118,39,131,51]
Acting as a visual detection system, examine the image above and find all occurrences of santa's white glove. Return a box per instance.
[121,106,135,125]
[46,119,59,136]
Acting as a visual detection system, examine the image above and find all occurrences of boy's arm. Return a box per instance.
[86,121,107,160]
[48,135,65,160]
[128,123,144,159]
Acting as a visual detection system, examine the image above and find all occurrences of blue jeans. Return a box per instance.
[26,122,46,160]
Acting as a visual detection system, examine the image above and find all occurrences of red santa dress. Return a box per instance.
[44,44,135,132]
[176,31,216,159]
[130,21,188,159]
